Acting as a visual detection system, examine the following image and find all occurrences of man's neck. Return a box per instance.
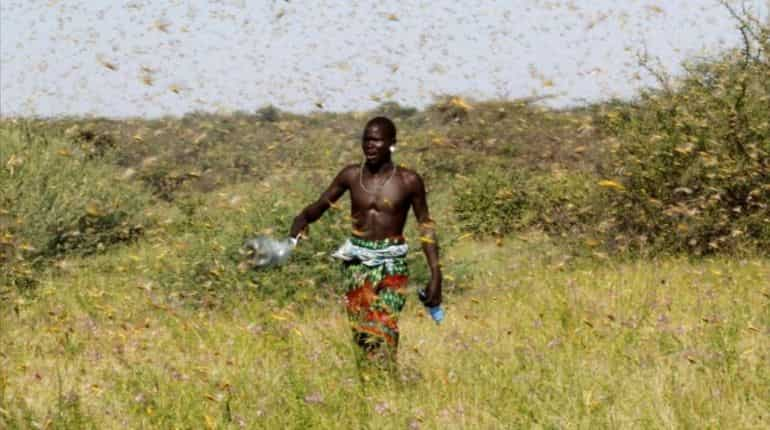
[364,158,394,174]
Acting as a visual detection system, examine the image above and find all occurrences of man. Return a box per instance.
[289,116,442,363]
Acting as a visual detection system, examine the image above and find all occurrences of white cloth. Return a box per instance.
[331,239,408,272]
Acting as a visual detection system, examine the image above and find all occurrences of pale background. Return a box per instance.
[1,0,767,118]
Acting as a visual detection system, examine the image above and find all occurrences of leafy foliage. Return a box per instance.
[594,17,770,255]
[372,101,418,119]
[0,124,152,291]
[453,169,595,239]
[256,104,282,123]
[453,169,530,236]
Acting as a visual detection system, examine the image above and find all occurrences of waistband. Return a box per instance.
[349,235,406,250]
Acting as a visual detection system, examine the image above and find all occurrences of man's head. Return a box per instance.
[362,117,397,164]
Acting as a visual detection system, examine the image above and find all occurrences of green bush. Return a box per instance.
[428,95,472,124]
[523,171,596,236]
[0,125,153,287]
[594,19,770,255]
[453,168,595,239]
[372,101,418,119]
[256,105,281,123]
[453,169,528,236]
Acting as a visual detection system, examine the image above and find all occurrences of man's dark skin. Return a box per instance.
[289,117,442,308]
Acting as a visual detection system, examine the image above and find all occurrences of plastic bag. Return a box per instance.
[243,235,297,268]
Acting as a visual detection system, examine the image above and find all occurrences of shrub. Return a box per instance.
[453,168,595,239]
[256,105,281,123]
[429,96,473,124]
[0,125,152,269]
[523,171,596,237]
[595,15,770,255]
[72,128,116,159]
[372,101,418,119]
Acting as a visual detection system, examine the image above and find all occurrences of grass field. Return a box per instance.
[1,80,769,427]
[2,198,768,428]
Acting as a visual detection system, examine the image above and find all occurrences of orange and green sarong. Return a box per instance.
[333,236,409,352]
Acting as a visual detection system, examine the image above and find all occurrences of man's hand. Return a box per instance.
[421,269,442,308]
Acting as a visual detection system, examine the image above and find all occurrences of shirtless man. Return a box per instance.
[289,116,442,362]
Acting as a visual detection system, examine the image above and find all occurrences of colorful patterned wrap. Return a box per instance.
[333,236,409,351]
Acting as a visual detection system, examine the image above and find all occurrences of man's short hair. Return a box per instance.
[364,117,397,143]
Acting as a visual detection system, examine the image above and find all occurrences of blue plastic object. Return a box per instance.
[418,289,444,324]
[426,305,444,324]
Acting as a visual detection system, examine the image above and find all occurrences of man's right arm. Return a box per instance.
[289,166,353,238]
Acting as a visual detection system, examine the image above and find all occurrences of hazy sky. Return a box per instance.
[1,0,767,118]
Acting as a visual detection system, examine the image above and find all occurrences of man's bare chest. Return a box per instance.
[350,180,411,214]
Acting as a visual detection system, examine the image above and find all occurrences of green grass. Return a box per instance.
[2,231,768,428]
[1,69,769,426]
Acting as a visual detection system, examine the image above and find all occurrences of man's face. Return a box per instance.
[362,125,393,164]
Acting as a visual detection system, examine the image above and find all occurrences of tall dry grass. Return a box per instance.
[2,233,768,429]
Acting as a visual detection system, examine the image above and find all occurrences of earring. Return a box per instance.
[389,146,396,152]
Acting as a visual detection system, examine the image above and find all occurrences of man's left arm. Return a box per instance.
[411,173,442,307]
